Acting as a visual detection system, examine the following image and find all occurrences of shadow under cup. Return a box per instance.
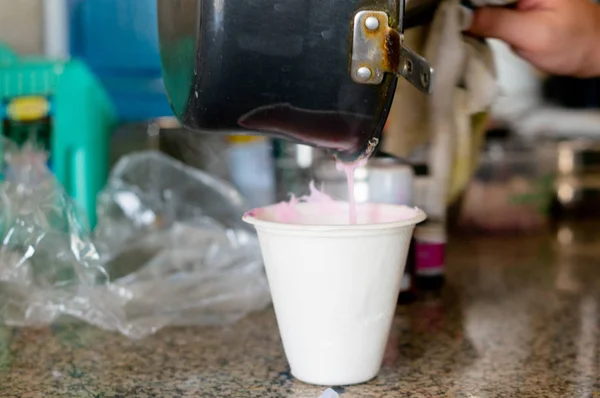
[243,202,426,386]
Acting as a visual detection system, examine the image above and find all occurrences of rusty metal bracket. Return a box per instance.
[350,10,434,94]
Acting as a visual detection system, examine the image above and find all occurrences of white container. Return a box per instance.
[313,157,413,205]
[365,160,413,205]
[243,202,426,386]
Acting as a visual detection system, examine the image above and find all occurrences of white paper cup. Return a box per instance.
[243,202,426,386]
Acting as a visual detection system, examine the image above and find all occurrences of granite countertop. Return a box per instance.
[1,220,600,397]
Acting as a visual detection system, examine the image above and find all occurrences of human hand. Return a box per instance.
[466,0,600,77]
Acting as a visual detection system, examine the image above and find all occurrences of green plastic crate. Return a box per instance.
[0,44,116,229]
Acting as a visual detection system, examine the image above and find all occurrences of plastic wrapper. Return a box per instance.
[319,389,339,398]
[0,141,270,339]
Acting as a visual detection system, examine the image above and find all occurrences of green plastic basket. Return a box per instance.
[0,45,117,229]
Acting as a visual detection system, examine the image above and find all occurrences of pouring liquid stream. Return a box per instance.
[246,138,380,225]
[335,137,379,224]
[336,161,362,224]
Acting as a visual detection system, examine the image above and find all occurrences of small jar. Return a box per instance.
[414,221,446,290]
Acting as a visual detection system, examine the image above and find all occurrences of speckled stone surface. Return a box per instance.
[1,221,600,397]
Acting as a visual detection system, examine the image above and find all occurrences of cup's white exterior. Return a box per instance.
[244,204,426,386]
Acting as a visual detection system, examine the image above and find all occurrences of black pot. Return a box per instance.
[157,0,440,161]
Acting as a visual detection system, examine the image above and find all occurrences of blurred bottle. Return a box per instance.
[414,221,446,291]
[226,135,276,209]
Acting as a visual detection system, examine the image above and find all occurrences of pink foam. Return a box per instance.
[264,181,336,224]
[245,181,418,226]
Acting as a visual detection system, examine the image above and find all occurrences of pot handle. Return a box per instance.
[351,9,435,94]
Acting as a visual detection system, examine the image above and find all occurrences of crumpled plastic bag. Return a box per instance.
[0,141,270,339]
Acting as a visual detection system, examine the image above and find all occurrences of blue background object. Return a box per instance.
[67,0,173,120]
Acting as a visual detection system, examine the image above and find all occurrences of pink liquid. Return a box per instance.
[336,159,366,225]
[246,138,381,225]
[248,161,367,225]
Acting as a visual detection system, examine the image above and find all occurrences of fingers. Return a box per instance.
[466,7,538,48]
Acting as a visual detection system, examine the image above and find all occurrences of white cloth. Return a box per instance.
[426,0,500,217]
[384,0,514,219]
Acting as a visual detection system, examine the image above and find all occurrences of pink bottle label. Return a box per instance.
[416,241,445,274]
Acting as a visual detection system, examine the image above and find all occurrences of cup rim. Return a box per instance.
[242,202,427,232]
